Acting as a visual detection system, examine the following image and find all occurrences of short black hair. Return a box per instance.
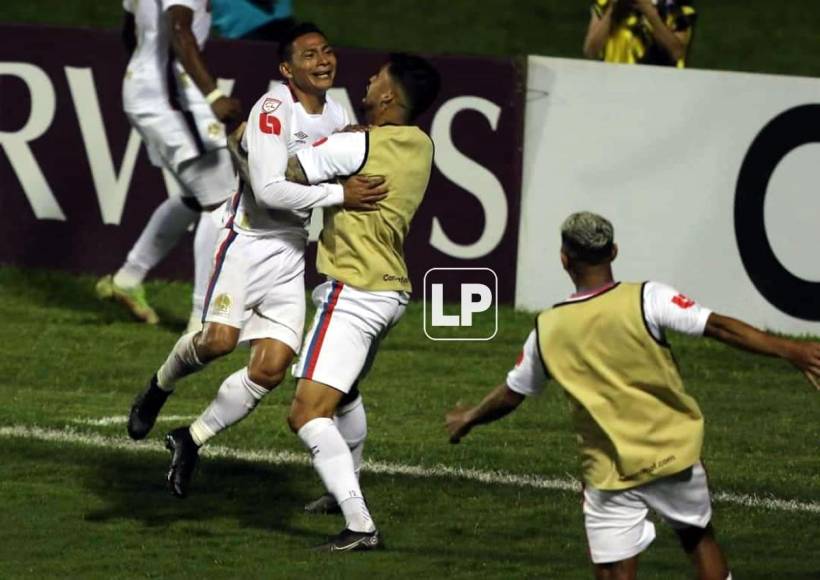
[386,53,441,121]
[277,22,327,63]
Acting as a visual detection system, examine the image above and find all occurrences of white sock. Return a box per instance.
[156,331,204,391]
[192,210,220,321]
[188,368,268,447]
[334,395,367,479]
[298,418,375,533]
[114,195,197,289]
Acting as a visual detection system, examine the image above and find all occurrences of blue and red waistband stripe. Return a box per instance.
[302,281,344,379]
[201,229,238,322]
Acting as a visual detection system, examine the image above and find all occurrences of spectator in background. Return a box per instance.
[583,0,696,68]
[211,0,295,42]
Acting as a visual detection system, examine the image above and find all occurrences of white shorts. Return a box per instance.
[583,462,713,564]
[202,229,306,353]
[125,104,233,206]
[292,280,408,393]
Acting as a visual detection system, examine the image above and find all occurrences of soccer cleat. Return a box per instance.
[165,427,200,498]
[304,493,341,515]
[314,528,382,553]
[95,274,160,325]
[127,375,171,440]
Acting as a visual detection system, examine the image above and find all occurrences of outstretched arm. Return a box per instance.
[446,384,525,444]
[704,314,820,389]
[446,330,547,443]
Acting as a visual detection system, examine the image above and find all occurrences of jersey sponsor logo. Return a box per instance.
[294,131,309,140]
[312,137,328,147]
[672,294,696,309]
[259,112,281,135]
[261,97,282,113]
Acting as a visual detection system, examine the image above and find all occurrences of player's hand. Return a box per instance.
[445,403,474,444]
[342,175,388,211]
[788,342,820,390]
[337,124,370,133]
[227,122,250,182]
[211,96,243,123]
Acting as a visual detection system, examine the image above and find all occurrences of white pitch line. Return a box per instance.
[1,425,817,515]
[71,415,198,427]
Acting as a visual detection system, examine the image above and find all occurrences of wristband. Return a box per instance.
[205,88,225,105]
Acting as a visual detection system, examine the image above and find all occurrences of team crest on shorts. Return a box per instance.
[212,293,233,316]
[208,122,223,139]
[262,98,282,113]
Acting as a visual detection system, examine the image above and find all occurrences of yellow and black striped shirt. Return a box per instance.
[591,0,697,68]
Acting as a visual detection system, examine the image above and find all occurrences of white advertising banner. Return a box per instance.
[518,56,820,335]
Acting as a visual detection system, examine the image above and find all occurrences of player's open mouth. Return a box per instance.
[314,71,333,80]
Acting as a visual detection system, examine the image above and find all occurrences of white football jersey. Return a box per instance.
[122,0,212,112]
[229,81,350,239]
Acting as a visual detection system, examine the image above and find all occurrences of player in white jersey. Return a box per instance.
[124,23,387,499]
[445,212,820,579]
[96,0,242,330]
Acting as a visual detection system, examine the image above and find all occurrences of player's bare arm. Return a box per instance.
[167,5,242,123]
[583,2,615,59]
[445,384,525,443]
[704,313,820,389]
[632,0,690,62]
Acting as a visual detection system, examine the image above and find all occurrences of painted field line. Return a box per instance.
[71,415,198,427]
[1,424,817,515]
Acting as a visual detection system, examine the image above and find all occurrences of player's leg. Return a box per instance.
[166,337,295,497]
[583,485,656,579]
[127,321,239,441]
[165,238,305,496]
[97,109,201,324]
[175,148,235,332]
[289,377,382,551]
[644,463,730,580]
[96,194,198,324]
[593,558,639,580]
[289,282,404,550]
[127,227,245,440]
[304,382,367,514]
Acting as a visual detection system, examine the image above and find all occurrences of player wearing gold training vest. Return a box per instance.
[446,212,820,578]
[286,54,441,552]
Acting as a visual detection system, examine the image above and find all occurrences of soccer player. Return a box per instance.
[126,23,386,497]
[446,212,820,579]
[284,54,441,551]
[97,0,242,330]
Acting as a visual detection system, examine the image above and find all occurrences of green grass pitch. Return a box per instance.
[0,266,817,578]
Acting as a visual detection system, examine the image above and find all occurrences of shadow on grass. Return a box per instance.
[81,451,320,540]
[0,266,189,331]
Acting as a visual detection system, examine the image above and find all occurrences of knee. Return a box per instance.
[196,325,237,361]
[247,363,286,391]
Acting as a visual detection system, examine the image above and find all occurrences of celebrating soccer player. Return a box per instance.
[446,211,820,579]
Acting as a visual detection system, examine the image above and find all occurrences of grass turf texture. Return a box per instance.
[0,266,817,578]
[1,1,819,78]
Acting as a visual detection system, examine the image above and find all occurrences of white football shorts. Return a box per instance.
[202,228,306,353]
[125,103,233,206]
[583,462,713,564]
[292,280,409,393]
